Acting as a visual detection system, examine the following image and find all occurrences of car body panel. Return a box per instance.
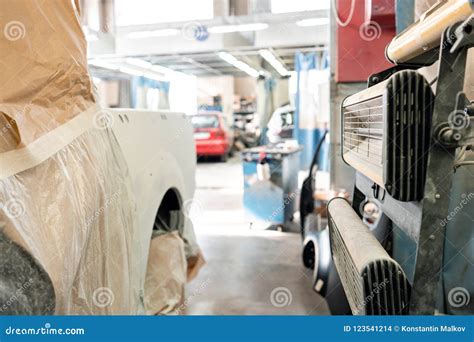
[111,109,197,282]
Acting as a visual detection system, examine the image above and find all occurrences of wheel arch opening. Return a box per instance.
[153,187,184,234]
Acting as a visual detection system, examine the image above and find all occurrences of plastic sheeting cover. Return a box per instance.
[144,232,186,315]
[1,128,142,314]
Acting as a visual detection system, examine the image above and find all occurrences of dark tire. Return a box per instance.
[325,266,352,315]
[220,153,228,162]
[0,232,55,314]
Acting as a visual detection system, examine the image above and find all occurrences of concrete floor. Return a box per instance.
[185,156,329,315]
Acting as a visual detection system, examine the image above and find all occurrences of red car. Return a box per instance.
[192,112,234,162]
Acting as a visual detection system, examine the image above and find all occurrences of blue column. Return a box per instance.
[396,0,415,33]
[295,52,328,170]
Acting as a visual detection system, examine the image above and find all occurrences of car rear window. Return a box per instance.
[192,115,219,129]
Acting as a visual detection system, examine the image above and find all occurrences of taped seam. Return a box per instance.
[0,105,100,180]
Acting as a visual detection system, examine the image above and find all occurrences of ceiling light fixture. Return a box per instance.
[209,23,269,34]
[126,28,180,39]
[119,66,144,77]
[126,58,153,69]
[296,18,330,27]
[151,64,175,75]
[258,49,289,76]
[89,58,175,80]
[218,51,261,78]
[142,71,167,81]
[126,58,175,79]
[88,59,120,70]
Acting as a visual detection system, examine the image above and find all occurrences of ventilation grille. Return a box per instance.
[329,215,365,314]
[341,70,434,201]
[362,260,410,315]
[343,97,384,174]
[385,71,433,201]
[327,198,410,315]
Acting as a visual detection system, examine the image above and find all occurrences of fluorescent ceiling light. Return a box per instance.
[126,58,153,69]
[296,18,329,27]
[259,49,289,76]
[151,64,175,75]
[90,58,175,80]
[142,71,167,81]
[119,66,144,77]
[125,58,174,79]
[125,58,174,76]
[209,23,268,34]
[218,51,260,78]
[120,66,169,80]
[126,28,180,39]
[89,60,120,70]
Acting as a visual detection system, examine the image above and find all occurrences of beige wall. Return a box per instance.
[197,76,235,119]
[234,77,257,98]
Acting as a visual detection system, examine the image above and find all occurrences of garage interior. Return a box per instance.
[87,0,333,315]
[0,0,472,317]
